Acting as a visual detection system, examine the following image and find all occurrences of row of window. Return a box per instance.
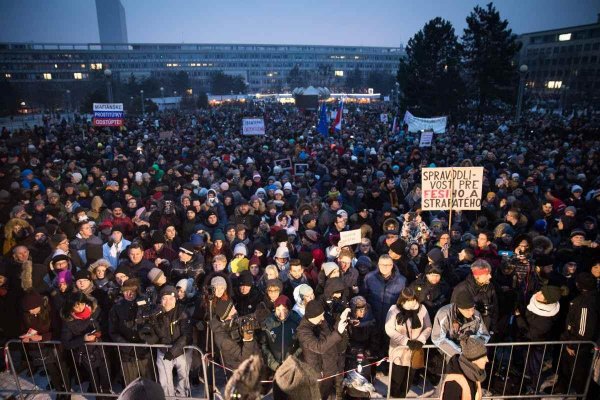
[527,27,600,44]
[526,42,600,57]
[526,55,599,66]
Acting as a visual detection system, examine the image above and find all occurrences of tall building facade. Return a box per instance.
[95,0,128,44]
[0,42,402,92]
[517,17,600,107]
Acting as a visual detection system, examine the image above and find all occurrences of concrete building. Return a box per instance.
[517,16,600,108]
[95,0,128,44]
[0,42,402,93]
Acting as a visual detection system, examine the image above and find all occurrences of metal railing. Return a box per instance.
[385,340,598,399]
[3,340,210,399]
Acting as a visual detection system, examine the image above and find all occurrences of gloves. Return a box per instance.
[163,350,175,361]
[337,308,351,334]
[407,340,423,351]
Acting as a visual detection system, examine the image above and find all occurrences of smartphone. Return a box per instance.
[499,250,514,257]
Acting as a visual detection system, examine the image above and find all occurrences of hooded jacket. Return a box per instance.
[516,296,559,341]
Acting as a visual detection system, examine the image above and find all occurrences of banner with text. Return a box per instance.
[242,118,266,135]
[403,110,447,134]
[93,103,124,127]
[419,130,434,147]
[421,167,484,210]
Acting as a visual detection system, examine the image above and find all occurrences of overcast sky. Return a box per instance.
[0,0,597,47]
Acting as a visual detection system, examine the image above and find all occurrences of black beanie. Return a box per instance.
[74,269,91,281]
[455,290,475,309]
[298,251,313,268]
[576,272,596,291]
[304,300,324,319]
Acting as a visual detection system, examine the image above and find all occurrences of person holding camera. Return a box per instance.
[260,295,301,373]
[139,285,192,398]
[108,278,155,385]
[297,299,350,400]
[385,288,432,398]
[210,299,261,370]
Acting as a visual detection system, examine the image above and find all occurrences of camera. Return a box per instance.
[228,314,262,342]
[476,302,492,317]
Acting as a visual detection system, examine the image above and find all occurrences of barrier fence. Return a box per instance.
[2,339,597,399]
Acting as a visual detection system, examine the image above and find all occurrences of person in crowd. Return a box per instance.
[410,263,450,319]
[440,337,489,400]
[260,295,301,373]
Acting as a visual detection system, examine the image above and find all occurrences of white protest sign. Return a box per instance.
[242,118,265,135]
[403,110,447,134]
[380,113,388,123]
[421,167,484,210]
[419,130,433,147]
[339,229,362,247]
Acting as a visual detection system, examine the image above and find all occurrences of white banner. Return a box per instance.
[403,110,447,134]
[93,103,123,111]
[380,113,388,123]
[419,130,433,147]
[421,167,484,210]
[242,118,265,135]
[339,229,362,248]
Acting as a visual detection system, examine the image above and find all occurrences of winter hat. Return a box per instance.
[215,299,234,321]
[571,185,583,193]
[22,292,44,311]
[425,263,443,275]
[541,285,561,304]
[238,270,254,286]
[224,355,263,400]
[576,272,596,291]
[303,230,319,243]
[274,295,291,309]
[147,268,164,284]
[389,239,406,255]
[322,262,339,277]
[179,242,195,256]
[350,295,367,310]
[273,356,321,400]
[114,264,132,278]
[233,243,248,257]
[211,276,227,288]
[220,182,229,192]
[191,233,204,248]
[231,257,249,274]
[304,300,325,319]
[533,219,548,233]
[56,270,73,285]
[274,229,289,244]
[298,251,313,267]
[213,230,226,242]
[427,247,444,264]
[71,172,83,184]
[460,337,487,361]
[455,290,475,309]
[74,269,91,282]
[118,377,166,400]
[158,285,176,299]
[570,228,586,238]
[275,247,289,259]
[151,231,165,244]
[295,284,313,303]
[121,278,141,293]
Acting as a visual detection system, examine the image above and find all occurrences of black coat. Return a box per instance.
[61,302,105,367]
[143,303,192,358]
[296,316,343,376]
[108,297,150,360]
[233,286,263,317]
[451,274,498,332]
[210,317,260,370]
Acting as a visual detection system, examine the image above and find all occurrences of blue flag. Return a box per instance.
[317,102,329,137]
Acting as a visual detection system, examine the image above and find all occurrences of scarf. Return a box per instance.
[458,354,487,383]
[72,304,92,320]
[397,304,422,329]
[526,296,560,317]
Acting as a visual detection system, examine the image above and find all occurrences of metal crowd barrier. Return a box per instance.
[4,340,210,399]
[385,340,598,399]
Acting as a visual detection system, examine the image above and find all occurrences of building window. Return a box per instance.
[43,73,52,80]
[558,33,571,42]
[73,72,83,80]
[4,73,11,79]
[334,70,344,77]
[546,80,562,89]
[90,63,103,70]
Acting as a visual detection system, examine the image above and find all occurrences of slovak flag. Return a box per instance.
[331,99,344,133]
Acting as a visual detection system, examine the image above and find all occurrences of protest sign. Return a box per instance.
[294,163,308,176]
[403,110,447,134]
[421,167,484,211]
[93,103,124,127]
[419,130,433,147]
[274,158,292,171]
[380,113,388,123]
[339,229,362,247]
[242,118,265,135]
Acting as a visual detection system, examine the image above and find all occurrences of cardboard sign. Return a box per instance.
[421,167,484,210]
[242,118,265,135]
[93,103,124,127]
[339,229,362,248]
[419,130,434,147]
[274,158,292,171]
[380,113,388,123]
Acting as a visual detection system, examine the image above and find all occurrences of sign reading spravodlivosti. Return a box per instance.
[242,118,266,135]
[421,167,484,210]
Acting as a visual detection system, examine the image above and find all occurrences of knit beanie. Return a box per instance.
[455,290,475,309]
[304,300,324,319]
[273,355,321,400]
[322,262,339,277]
[460,337,487,361]
[147,268,164,284]
[211,276,227,288]
[22,292,44,311]
[540,285,561,304]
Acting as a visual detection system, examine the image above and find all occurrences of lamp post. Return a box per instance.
[174,91,178,110]
[65,89,71,113]
[104,69,113,103]
[140,90,144,115]
[516,64,528,120]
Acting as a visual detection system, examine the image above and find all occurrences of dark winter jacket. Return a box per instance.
[60,300,105,366]
[296,316,343,376]
[169,255,205,284]
[562,290,599,342]
[108,296,151,360]
[260,310,302,371]
[516,296,560,341]
[451,274,499,333]
[210,317,261,370]
[143,303,192,358]
[409,275,450,318]
[362,268,406,328]
[233,286,263,317]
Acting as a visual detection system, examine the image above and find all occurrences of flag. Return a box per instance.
[331,99,344,133]
[317,102,329,137]
[391,116,397,134]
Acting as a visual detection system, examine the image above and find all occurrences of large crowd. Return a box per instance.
[0,101,599,400]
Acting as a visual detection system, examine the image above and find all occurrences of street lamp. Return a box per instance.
[104,69,113,103]
[66,89,71,113]
[516,64,528,120]
[140,90,145,115]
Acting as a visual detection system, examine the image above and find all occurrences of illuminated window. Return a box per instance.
[43,73,52,80]
[81,64,86,68]
[186,88,192,95]
[73,72,83,80]
[4,73,11,79]
[547,80,562,89]
[558,33,571,41]
[90,63,103,70]
[334,70,344,77]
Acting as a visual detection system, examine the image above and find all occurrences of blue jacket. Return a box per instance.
[362,268,406,328]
